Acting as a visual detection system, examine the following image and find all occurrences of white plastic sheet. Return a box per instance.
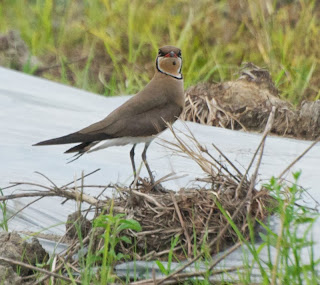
[0,67,319,273]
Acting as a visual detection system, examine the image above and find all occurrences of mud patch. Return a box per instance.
[0,265,21,285]
[182,63,320,140]
[0,232,48,279]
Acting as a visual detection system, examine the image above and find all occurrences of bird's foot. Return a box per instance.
[130,176,168,193]
[130,173,148,190]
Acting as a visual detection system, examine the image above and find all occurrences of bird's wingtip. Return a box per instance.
[33,140,49,146]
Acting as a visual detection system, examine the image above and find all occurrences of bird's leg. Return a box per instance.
[142,143,166,193]
[141,142,155,185]
[130,144,137,179]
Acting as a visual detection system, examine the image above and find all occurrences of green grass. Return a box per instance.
[4,172,318,283]
[261,173,320,284]
[226,172,319,284]
[148,172,320,284]
[81,199,142,284]
[0,188,9,232]
[0,0,319,104]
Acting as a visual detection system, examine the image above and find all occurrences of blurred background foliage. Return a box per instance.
[0,0,319,104]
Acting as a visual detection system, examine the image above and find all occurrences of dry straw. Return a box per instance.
[3,107,319,283]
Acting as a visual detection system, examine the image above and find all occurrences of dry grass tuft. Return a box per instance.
[2,108,320,283]
[107,123,275,261]
[1,110,279,283]
[182,63,320,140]
[113,185,273,261]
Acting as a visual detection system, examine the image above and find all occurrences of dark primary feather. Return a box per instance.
[64,141,94,153]
[33,132,113,146]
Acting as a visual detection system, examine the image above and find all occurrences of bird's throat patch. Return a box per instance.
[156,57,182,80]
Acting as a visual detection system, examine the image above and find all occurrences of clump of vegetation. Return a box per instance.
[0,0,319,103]
[183,63,320,140]
[1,109,319,283]
[1,170,319,284]
[259,172,320,285]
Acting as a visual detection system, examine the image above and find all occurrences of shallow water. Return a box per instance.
[1,67,319,276]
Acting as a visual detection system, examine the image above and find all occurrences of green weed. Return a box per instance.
[92,199,142,283]
[0,188,9,232]
[263,172,320,284]
[215,172,320,284]
[156,234,180,275]
[0,0,319,103]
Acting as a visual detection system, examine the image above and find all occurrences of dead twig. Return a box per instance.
[235,106,276,199]
[0,192,56,201]
[157,107,275,285]
[208,241,242,271]
[170,193,192,257]
[130,265,244,284]
[0,256,81,284]
[248,106,276,197]
[61,168,101,189]
[278,136,320,180]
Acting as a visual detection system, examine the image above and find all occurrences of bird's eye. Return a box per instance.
[178,51,182,57]
[158,50,165,56]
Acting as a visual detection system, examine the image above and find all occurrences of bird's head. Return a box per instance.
[156,46,182,80]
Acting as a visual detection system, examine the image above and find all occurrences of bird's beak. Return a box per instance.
[164,51,177,58]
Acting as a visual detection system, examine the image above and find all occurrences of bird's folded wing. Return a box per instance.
[105,102,183,138]
[78,89,169,135]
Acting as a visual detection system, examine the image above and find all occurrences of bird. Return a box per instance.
[33,45,184,188]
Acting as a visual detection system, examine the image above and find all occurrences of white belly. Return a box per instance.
[87,136,155,153]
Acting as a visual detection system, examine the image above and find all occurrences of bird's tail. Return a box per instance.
[33,132,111,146]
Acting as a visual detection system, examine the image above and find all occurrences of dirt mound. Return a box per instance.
[108,185,273,260]
[0,30,40,70]
[0,265,21,285]
[73,126,276,261]
[182,63,320,140]
[0,232,48,278]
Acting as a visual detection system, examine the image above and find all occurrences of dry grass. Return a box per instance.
[3,109,319,283]
[182,63,320,140]
[1,111,277,284]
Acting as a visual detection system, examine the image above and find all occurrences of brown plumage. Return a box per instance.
[34,45,184,187]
